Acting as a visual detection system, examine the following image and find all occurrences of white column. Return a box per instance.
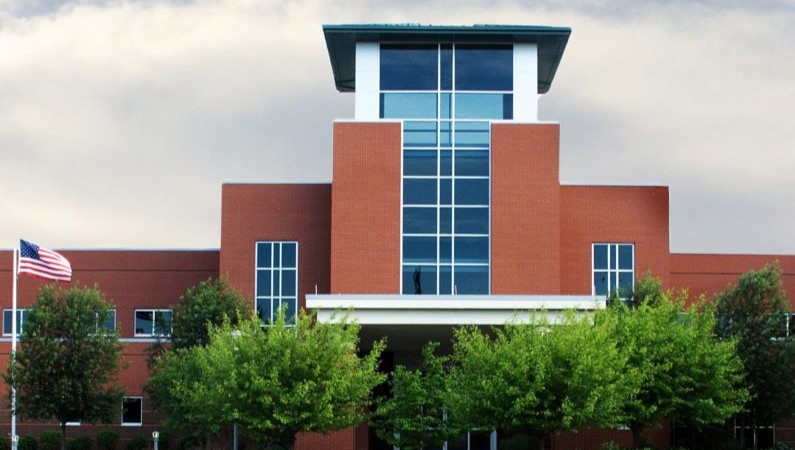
[513,43,538,121]
[355,42,380,120]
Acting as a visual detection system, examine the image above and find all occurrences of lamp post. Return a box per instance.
[11,434,19,450]
[152,431,159,450]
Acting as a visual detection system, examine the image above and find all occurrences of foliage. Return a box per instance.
[4,285,124,450]
[123,437,146,450]
[66,437,92,450]
[372,342,458,450]
[170,277,250,351]
[0,436,8,450]
[765,444,793,450]
[19,436,38,450]
[148,310,385,449]
[40,432,62,450]
[94,431,119,450]
[605,283,748,448]
[714,263,795,431]
[447,312,634,449]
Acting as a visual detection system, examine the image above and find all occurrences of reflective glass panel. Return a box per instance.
[440,237,452,263]
[256,270,271,297]
[381,93,437,119]
[440,94,451,119]
[619,244,633,270]
[404,207,437,234]
[380,44,438,90]
[440,207,452,233]
[403,236,437,263]
[454,121,490,147]
[283,298,297,324]
[273,244,281,268]
[135,311,153,335]
[404,121,437,147]
[155,311,172,336]
[256,242,272,267]
[456,93,512,119]
[455,208,489,234]
[594,271,608,295]
[404,150,437,176]
[455,237,489,263]
[610,245,617,269]
[440,149,452,175]
[439,265,452,295]
[402,265,438,295]
[440,121,453,146]
[455,45,513,91]
[282,242,297,268]
[282,270,296,296]
[404,179,437,205]
[440,44,453,90]
[103,311,116,332]
[454,266,489,294]
[455,150,489,176]
[257,298,272,323]
[593,244,608,270]
[619,272,634,295]
[440,178,452,205]
[455,179,489,205]
[122,398,142,425]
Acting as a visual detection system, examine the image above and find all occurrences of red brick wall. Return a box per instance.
[560,185,670,294]
[670,253,795,303]
[219,183,332,308]
[491,123,561,294]
[330,122,401,294]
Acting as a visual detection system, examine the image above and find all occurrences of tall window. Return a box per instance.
[255,241,298,324]
[592,243,634,296]
[381,44,513,295]
[134,309,172,337]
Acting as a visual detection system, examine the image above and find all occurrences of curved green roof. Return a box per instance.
[323,23,571,94]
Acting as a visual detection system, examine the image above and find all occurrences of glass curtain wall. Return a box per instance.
[380,43,513,295]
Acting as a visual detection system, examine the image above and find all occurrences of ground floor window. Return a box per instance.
[122,397,143,426]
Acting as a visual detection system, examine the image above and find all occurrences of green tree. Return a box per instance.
[605,284,748,448]
[714,263,795,449]
[372,342,458,450]
[447,312,634,450]
[148,311,385,449]
[5,285,123,450]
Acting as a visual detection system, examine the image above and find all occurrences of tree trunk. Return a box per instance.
[629,423,644,449]
[60,422,67,450]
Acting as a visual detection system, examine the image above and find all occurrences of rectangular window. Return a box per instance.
[134,309,173,337]
[592,243,634,297]
[2,309,28,336]
[99,309,117,333]
[255,241,298,324]
[122,397,143,426]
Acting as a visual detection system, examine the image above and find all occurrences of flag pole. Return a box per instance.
[11,243,19,450]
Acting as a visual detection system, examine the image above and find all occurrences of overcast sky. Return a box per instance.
[1,0,793,254]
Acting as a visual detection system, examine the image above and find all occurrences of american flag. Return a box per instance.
[18,239,72,282]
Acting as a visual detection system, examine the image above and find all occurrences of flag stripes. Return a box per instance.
[18,239,72,282]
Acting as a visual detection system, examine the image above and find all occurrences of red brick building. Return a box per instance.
[2,23,794,450]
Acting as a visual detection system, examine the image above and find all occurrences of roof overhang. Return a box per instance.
[306,294,604,326]
[323,24,571,94]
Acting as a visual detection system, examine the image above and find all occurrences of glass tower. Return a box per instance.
[379,44,514,295]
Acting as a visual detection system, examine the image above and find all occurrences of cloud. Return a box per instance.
[0,0,793,254]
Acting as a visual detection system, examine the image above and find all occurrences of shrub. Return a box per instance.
[0,436,9,450]
[125,437,147,450]
[600,443,621,450]
[39,432,61,450]
[95,431,119,450]
[19,436,38,450]
[67,436,92,450]
[766,444,793,450]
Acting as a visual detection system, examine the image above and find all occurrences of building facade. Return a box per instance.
[2,23,795,450]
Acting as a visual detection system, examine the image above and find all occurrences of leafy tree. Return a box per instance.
[146,277,250,366]
[447,312,634,450]
[605,284,748,448]
[5,285,124,450]
[148,311,385,450]
[372,342,459,450]
[714,263,795,449]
